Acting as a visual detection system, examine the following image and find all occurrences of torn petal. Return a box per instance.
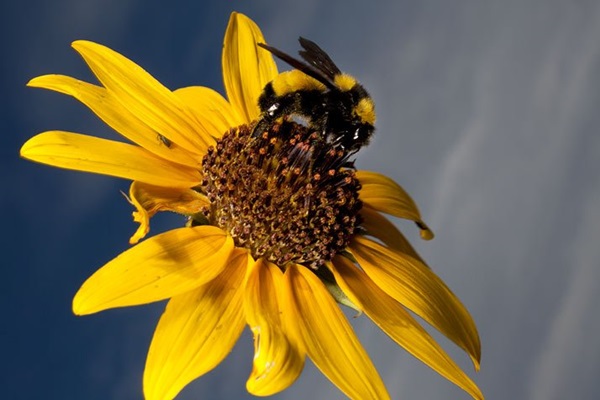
[357,170,434,240]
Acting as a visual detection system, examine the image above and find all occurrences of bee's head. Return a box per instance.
[326,116,374,153]
[346,85,376,152]
[331,121,373,153]
[349,122,375,151]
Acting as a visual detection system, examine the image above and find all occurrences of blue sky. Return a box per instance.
[3,1,600,399]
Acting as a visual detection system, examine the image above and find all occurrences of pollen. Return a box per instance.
[333,73,358,92]
[272,70,327,95]
[354,98,376,125]
[200,121,362,269]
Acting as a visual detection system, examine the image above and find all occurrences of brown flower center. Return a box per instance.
[199,121,362,269]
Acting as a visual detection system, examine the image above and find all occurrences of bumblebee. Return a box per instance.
[254,37,376,154]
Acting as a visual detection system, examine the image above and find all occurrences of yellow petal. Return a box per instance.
[71,40,212,155]
[283,264,390,400]
[222,12,278,122]
[350,236,481,370]
[360,205,427,266]
[73,226,234,315]
[175,86,244,139]
[20,131,200,187]
[357,170,434,240]
[244,259,304,396]
[144,249,248,400]
[127,181,210,244]
[331,256,484,400]
[28,75,201,169]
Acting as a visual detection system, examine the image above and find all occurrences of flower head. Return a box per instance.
[21,12,483,400]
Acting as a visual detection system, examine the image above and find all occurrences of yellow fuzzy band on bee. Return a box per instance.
[272,70,327,96]
[333,73,358,92]
[354,98,376,125]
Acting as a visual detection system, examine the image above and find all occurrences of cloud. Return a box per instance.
[528,187,600,400]
[235,1,600,399]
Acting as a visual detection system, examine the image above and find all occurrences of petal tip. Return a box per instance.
[71,39,88,49]
[19,143,29,158]
[417,221,435,240]
[19,135,39,159]
[72,285,101,316]
[470,353,482,372]
[71,40,98,55]
[26,76,43,87]
[72,296,88,316]
[26,74,66,89]
[420,229,434,240]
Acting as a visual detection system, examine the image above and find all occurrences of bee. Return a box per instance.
[254,37,376,155]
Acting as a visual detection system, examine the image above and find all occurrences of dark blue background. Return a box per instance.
[3,2,264,399]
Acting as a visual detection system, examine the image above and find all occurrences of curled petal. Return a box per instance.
[350,236,481,370]
[144,250,248,400]
[357,170,434,240]
[331,255,483,400]
[72,40,212,155]
[28,75,201,169]
[283,264,390,400]
[127,181,210,244]
[222,12,278,122]
[244,259,304,396]
[20,131,200,187]
[360,205,427,266]
[73,226,234,315]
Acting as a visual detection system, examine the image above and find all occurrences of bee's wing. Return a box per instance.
[257,43,335,90]
[298,37,342,81]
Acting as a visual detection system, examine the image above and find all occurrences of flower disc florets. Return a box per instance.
[200,121,362,269]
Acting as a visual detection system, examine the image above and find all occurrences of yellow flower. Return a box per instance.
[20,12,483,400]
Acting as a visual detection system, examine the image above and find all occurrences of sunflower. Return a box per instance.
[21,12,483,400]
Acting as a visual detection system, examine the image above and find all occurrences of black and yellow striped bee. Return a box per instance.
[254,37,376,155]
